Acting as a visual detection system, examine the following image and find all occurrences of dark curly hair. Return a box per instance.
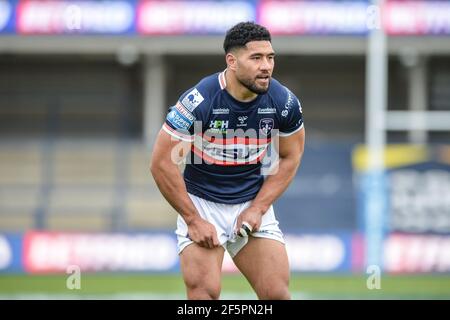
[223,22,271,53]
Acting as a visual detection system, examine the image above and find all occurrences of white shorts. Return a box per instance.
[175,193,285,258]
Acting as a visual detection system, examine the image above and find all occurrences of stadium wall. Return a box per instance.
[1,231,450,274]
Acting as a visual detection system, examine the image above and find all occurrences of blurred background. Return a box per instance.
[1,0,450,299]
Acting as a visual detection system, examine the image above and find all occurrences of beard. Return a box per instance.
[237,75,271,95]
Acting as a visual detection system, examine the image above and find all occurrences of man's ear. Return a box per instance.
[226,52,237,71]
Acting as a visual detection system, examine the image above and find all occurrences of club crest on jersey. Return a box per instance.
[259,118,274,136]
[181,88,204,112]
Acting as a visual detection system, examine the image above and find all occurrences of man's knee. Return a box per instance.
[180,245,224,300]
[182,264,222,299]
[256,283,290,300]
[186,282,221,300]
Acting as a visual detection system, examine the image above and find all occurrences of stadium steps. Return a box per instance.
[0,214,35,231]
[0,139,175,232]
[0,187,41,210]
[0,144,41,231]
[0,104,50,135]
[0,145,42,185]
[128,144,153,187]
[126,194,177,229]
[45,212,110,231]
[126,145,177,229]
[52,143,117,185]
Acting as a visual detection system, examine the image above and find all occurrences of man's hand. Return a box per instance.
[235,128,305,237]
[187,217,220,249]
[234,205,265,237]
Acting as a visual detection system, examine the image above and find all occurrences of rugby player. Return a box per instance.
[151,22,305,300]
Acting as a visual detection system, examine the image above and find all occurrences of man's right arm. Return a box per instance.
[150,129,219,249]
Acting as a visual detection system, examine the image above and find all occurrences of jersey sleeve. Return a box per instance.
[279,88,304,137]
[162,87,206,142]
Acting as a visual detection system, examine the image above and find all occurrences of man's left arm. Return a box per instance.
[235,128,305,233]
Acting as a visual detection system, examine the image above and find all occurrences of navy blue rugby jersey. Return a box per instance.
[162,70,304,204]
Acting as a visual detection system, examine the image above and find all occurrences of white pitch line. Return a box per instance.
[0,291,312,300]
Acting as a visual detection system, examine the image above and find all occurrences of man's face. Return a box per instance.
[232,41,275,94]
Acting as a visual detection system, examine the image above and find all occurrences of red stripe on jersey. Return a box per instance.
[163,123,193,141]
[191,144,268,166]
[202,134,271,145]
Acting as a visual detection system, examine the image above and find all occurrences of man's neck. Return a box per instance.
[224,69,258,103]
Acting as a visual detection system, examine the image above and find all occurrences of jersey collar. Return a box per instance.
[218,69,227,90]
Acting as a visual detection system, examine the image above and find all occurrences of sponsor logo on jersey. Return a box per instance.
[203,144,266,162]
[281,89,297,117]
[193,134,272,166]
[208,120,229,133]
[167,109,191,130]
[174,102,195,122]
[285,89,295,110]
[237,116,248,127]
[181,88,204,112]
[259,118,274,136]
[212,108,229,114]
[258,107,276,114]
[298,98,303,113]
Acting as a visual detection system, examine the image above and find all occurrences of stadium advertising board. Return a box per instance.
[137,0,255,34]
[384,233,450,273]
[353,145,450,271]
[1,232,354,273]
[23,232,179,273]
[0,0,13,33]
[16,0,135,34]
[223,233,354,273]
[385,1,450,35]
[5,230,450,273]
[258,0,369,35]
[285,234,352,272]
[0,0,449,36]
[350,232,450,273]
[390,162,450,234]
[0,234,23,272]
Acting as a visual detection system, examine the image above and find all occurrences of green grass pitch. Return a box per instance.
[1,273,450,299]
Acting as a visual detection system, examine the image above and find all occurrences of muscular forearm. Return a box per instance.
[251,156,300,214]
[150,163,199,224]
